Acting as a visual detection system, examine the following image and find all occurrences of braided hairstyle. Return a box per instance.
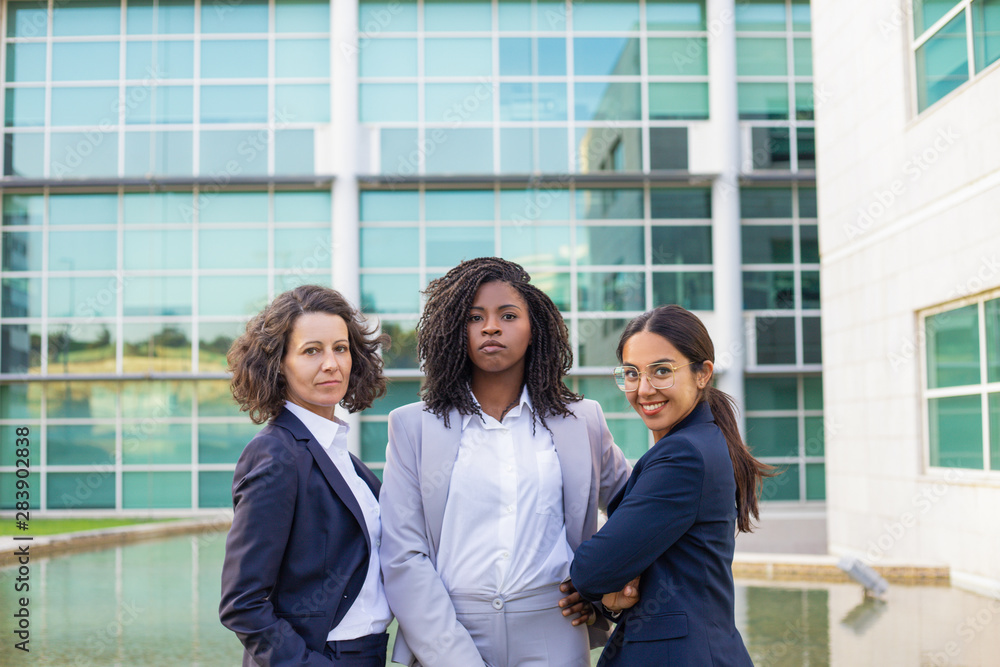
[418,257,579,430]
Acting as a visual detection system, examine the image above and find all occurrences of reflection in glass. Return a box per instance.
[929,394,984,469]
[7,4,49,40]
[606,418,651,459]
[804,416,824,456]
[426,83,493,123]
[802,316,821,364]
[972,0,1000,73]
[650,188,711,219]
[4,132,45,177]
[797,127,815,170]
[201,471,234,508]
[123,277,193,317]
[275,191,331,222]
[746,417,798,457]
[751,127,790,170]
[803,375,823,409]
[361,274,420,314]
[500,83,568,121]
[796,83,814,120]
[649,82,709,119]
[574,82,640,121]
[532,272,571,311]
[198,321,246,372]
[745,377,798,411]
[124,471,191,509]
[576,127,642,173]
[916,12,970,111]
[122,423,192,464]
[198,275,268,317]
[650,226,712,264]
[499,189,571,222]
[574,38,640,76]
[2,230,43,271]
[0,322,41,373]
[123,323,192,373]
[499,127,569,173]
[578,271,644,311]
[760,464,800,501]
[652,271,713,310]
[199,423,263,464]
[124,86,194,124]
[738,82,790,120]
[197,380,242,417]
[572,0,639,30]
[577,226,643,265]
[47,324,116,374]
[799,187,818,218]
[744,271,795,310]
[649,38,707,75]
[48,277,118,318]
[647,1,706,31]
[756,316,796,365]
[47,425,116,466]
[741,188,793,218]
[501,225,572,266]
[5,88,45,126]
[2,277,42,318]
[990,392,999,470]
[914,0,961,36]
[46,381,116,419]
[576,189,643,219]
[360,84,418,122]
[579,317,630,367]
[121,380,193,419]
[801,271,820,309]
[736,38,788,76]
[742,225,793,263]
[380,320,419,370]
[2,194,43,226]
[0,382,42,420]
[499,37,566,75]
[734,0,787,31]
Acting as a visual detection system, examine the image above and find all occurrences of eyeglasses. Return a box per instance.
[613,361,695,392]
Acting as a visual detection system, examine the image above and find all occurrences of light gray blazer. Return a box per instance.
[379,398,631,667]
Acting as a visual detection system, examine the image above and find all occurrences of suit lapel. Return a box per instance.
[550,412,591,551]
[421,408,462,555]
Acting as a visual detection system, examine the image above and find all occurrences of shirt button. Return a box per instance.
[500,428,509,434]
[506,505,514,513]
[506,465,513,472]
[376,539,381,548]
[492,598,504,610]
[501,552,510,560]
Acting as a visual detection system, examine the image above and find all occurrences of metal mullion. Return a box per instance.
[913,1,970,50]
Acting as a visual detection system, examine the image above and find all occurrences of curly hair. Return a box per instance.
[228,285,389,424]
[418,257,579,429]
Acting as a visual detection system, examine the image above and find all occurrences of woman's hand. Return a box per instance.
[558,580,595,626]
[601,576,640,613]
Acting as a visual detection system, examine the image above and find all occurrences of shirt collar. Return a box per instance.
[283,400,350,449]
[461,385,533,430]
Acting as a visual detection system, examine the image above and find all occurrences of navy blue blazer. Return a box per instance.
[219,409,380,667]
[570,402,752,666]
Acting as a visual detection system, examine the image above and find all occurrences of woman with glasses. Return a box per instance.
[570,305,772,666]
[379,257,631,666]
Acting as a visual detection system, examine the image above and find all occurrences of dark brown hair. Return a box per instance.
[228,285,389,424]
[418,257,579,429]
[617,305,775,533]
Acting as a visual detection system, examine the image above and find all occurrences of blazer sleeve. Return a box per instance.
[379,410,486,667]
[570,435,704,602]
[591,401,631,510]
[219,433,334,666]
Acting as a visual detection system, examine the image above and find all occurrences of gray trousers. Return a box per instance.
[450,585,592,667]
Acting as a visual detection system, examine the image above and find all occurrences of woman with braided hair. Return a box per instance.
[379,257,631,667]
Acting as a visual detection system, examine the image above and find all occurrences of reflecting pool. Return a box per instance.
[1,533,998,666]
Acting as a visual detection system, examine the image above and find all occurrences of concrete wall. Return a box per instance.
[812,0,1000,592]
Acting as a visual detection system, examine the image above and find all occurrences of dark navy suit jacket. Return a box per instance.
[219,409,380,667]
[570,402,753,666]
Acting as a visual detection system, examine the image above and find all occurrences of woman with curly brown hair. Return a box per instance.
[379,257,631,667]
[219,285,392,667]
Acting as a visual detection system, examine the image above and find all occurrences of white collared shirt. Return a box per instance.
[283,401,392,640]
[435,388,574,596]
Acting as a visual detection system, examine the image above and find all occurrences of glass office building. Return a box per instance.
[0,0,822,513]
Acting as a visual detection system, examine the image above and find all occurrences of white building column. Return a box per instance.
[706,0,745,429]
[331,0,362,455]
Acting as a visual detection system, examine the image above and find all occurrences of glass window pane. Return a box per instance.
[741,188,793,218]
[361,273,420,314]
[4,132,45,178]
[649,127,689,170]
[122,323,192,374]
[200,192,268,224]
[361,228,419,268]
[361,422,389,463]
[652,271,713,310]
[501,224,572,266]
[735,0,787,31]
[198,275,267,316]
[424,128,493,174]
[791,0,810,30]
[651,226,711,265]
[799,187,818,218]
[575,82,641,121]
[795,82,814,119]
[607,418,650,459]
[0,383,42,420]
[499,189,571,223]
[2,277,42,318]
[579,317,630,366]
[2,230,43,271]
[274,227,331,270]
[122,276,191,316]
[1,322,42,373]
[500,83,569,122]
[803,316,821,364]
[48,472,115,509]
[198,321,245,372]
[46,381,115,419]
[751,127,790,170]
[794,38,812,76]
[199,130,268,176]
[576,189,643,219]
[121,422,192,464]
[5,88,45,127]
[577,225,643,265]
[579,271,644,311]
[52,42,118,81]
[201,0,268,33]
[744,271,795,309]
[532,272,571,310]
[379,128,419,174]
[426,83,493,123]
[359,0,418,31]
[804,416,824,456]
[650,188,711,219]
[500,37,532,75]
[124,192,194,224]
[276,39,330,78]
[201,40,268,78]
[47,424,115,465]
[50,193,118,225]
[916,12,970,111]
[803,375,823,409]
[200,85,268,123]
[926,304,981,388]
[425,38,491,76]
[576,126,642,173]
[359,38,417,77]
[742,225,793,263]
[424,0,492,30]
[380,320,420,369]
[48,277,117,318]
[914,0,961,36]
[199,471,233,508]
[745,376,797,410]
[987,298,1000,382]
[574,38,640,76]
[360,191,419,221]
[367,378,422,415]
[738,82,790,120]
[47,323,116,375]
[797,127,815,170]
[929,394,984,469]
[126,40,195,80]
[3,194,44,226]
[121,380,193,418]
[426,190,494,221]
[126,0,196,34]
[124,86,194,125]
[572,0,640,30]
[648,37,707,75]
[7,2,48,38]
[359,84,418,122]
[647,1,705,29]
[973,0,1000,72]
[53,0,120,36]
[50,132,119,177]
[123,472,191,509]
[736,37,788,76]
[756,316,796,364]
[199,422,263,464]
[276,84,330,123]
[276,0,331,32]
[801,270,820,309]
[805,462,825,500]
[275,191,330,222]
[649,82,709,120]
[49,231,117,271]
[498,0,566,31]
[426,226,494,266]
[578,376,630,412]
[746,416,798,457]
[123,130,194,177]
[50,87,119,126]
[990,392,1000,470]
[197,379,239,417]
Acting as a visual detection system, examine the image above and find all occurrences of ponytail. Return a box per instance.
[704,386,775,534]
